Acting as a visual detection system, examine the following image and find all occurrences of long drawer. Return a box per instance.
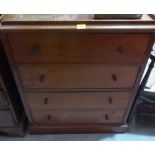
[8,33,150,64]
[0,110,15,127]
[31,109,125,125]
[17,64,139,89]
[26,91,131,110]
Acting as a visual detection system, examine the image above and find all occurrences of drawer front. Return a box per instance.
[0,110,15,127]
[17,64,139,89]
[8,33,150,64]
[26,91,131,110]
[0,91,9,110]
[32,109,125,125]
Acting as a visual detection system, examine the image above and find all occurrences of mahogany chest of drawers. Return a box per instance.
[0,14,155,134]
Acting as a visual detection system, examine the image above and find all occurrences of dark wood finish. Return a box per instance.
[17,64,139,89]
[0,14,155,134]
[0,14,154,26]
[94,14,143,19]
[26,91,131,110]
[32,109,125,125]
[0,14,155,33]
[26,91,131,111]
[8,33,150,64]
[29,124,128,134]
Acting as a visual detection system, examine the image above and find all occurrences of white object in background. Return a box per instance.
[151,50,155,57]
[143,43,155,92]
[153,43,155,50]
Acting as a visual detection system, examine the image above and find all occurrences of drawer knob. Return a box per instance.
[44,98,48,105]
[105,114,109,120]
[31,45,40,54]
[116,46,125,54]
[108,97,112,104]
[39,74,45,82]
[112,74,117,81]
[47,115,52,121]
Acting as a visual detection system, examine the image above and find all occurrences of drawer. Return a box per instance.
[17,64,139,89]
[8,33,150,64]
[26,91,131,110]
[0,110,15,127]
[0,91,9,110]
[32,109,125,125]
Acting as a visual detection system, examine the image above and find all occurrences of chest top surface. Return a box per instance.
[0,14,155,33]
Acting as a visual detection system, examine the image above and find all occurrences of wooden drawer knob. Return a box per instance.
[47,115,52,121]
[39,74,45,82]
[44,98,48,105]
[116,46,125,54]
[112,74,117,81]
[31,45,40,54]
[105,114,109,120]
[108,97,112,104]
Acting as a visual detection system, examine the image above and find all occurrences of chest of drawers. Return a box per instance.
[0,14,155,134]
